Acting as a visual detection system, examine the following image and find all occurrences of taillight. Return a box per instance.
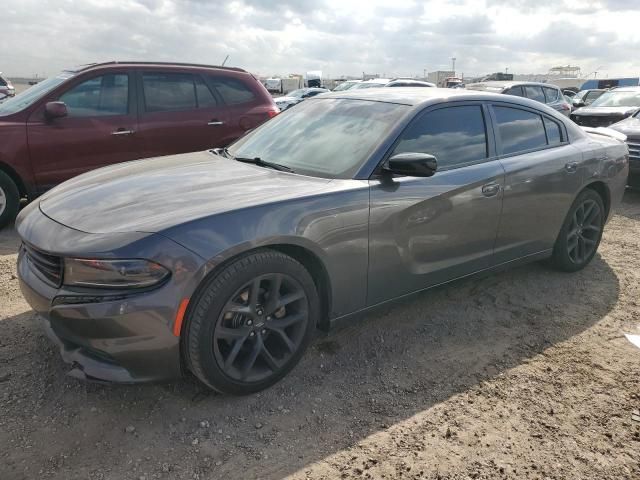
[267,107,280,118]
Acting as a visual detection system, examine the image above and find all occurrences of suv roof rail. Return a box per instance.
[73,61,247,73]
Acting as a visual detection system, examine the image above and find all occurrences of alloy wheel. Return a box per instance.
[212,273,309,383]
[566,198,602,264]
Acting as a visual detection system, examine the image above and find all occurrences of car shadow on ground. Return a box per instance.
[0,249,621,478]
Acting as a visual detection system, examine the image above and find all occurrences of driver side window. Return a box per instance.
[392,105,488,170]
[59,74,129,117]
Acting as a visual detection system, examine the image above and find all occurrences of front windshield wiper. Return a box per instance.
[234,156,295,173]
[210,147,294,173]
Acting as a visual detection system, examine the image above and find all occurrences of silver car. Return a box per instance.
[467,81,572,116]
[16,88,628,395]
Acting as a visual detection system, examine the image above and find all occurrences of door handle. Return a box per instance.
[208,120,225,126]
[481,183,501,197]
[112,129,134,136]
[565,161,579,173]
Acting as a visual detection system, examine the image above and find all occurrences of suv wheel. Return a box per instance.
[0,171,20,230]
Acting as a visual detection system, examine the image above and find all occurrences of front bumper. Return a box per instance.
[15,205,207,384]
[18,248,183,383]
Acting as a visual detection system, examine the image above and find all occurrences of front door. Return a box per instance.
[135,70,231,159]
[27,71,138,191]
[368,104,505,304]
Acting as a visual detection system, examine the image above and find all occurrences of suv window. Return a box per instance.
[543,87,559,103]
[142,72,197,112]
[60,74,128,117]
[194,76,218,108]
[494,106,548,155]
[209,77,256,104]
[393,105,488,169]
[524,86,545,103]
[505,86,525,97]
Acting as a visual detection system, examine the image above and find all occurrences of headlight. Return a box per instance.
[63,258,170,289]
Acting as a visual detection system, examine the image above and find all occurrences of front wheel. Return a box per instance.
[0,171,20,230]
[184,249,319,395]
[549,189,605,272]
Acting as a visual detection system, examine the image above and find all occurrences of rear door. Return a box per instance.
[367,103,505,304]
[27,70,138,190]
[489,103,583,263]
[135,70,231,158]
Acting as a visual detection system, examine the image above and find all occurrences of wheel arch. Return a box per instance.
[0,161,28,198]
[583,180,611,221]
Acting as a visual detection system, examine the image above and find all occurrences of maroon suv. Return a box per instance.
[0,61,279,228]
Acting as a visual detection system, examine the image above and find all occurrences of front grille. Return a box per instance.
[572,115,622,128]
[627,140,640,162]
[23,243,63,287]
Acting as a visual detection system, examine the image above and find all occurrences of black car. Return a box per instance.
[610,112,640,187]
[571,86,640,127]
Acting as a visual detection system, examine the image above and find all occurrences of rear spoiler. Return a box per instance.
[581,126,627,142]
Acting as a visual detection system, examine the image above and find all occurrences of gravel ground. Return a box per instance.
[1,190,639,480]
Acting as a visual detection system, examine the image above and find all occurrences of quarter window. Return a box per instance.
[194,76,218,108]
[142,72,196,112]
[524,85,545,103]
[543,87,559,103]
[544,117,562,145]
[393,105,488,169]
[59,74,128,117]
[493,106,548,155]
[209,77,256,104]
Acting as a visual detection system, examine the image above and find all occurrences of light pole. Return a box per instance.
[451,57,456,74]
[505,67,509,75]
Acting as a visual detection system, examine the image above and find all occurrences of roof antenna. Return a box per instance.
[221,55,229,67]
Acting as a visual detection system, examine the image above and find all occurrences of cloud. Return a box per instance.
[3,0,640,80]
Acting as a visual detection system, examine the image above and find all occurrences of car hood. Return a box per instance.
[39,151,333,234]
[572,106,639,117]
[609,115,640,135]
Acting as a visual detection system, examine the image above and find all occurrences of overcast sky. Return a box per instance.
[4,0,640,79]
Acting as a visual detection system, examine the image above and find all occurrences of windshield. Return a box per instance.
[590,90,640,108]
[333,82,356,91]
[0,73,73,115]
[227,98,408,179]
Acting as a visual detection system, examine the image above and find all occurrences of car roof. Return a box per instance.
[319,86,559,109]
[468,80,560,89]
[609,86,640,92]
[64,61,247,75]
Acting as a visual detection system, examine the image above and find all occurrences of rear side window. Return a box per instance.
[209,77,256,105]
[524,85,545,103]
[505,86,525,97]
[543,87,559,103]
[493,106,547,155]
[393,105,488,169]
[544,117,562,145]
[194,76,218,108]
[60,74,129,117]
[142,72,196,112]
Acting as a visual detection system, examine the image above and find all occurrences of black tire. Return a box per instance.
[184,249,319,395]
[549,189,605,272]
[0,171,20,230]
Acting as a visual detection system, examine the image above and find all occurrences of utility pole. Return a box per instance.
[451,57,456,74]
[505,67,509,75]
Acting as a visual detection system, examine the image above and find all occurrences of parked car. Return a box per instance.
[571,89,606,109]
[385,79,435,88]
[16,88,628,394]
[351,79,392,89]
[609,112,640,187]
[571,87,640,127]
[273,87,329,111]
[0,61,278,229]
[563,89,577,99]
[466,81,572,116]
[0,72,15,99]
[332,80,361,91]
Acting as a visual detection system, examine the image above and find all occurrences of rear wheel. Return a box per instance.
[0,171,20,230]
[184,249,319,395]
[549,189,605,272]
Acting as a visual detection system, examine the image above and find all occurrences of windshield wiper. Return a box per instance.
[234,156,295,173]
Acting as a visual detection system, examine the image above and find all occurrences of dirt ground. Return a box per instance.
[1,191,639,480]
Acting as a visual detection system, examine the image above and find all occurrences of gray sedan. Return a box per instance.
[16,88,629,394]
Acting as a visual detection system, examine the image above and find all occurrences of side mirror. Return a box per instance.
[44,101,68,120]
[573,100,585,108]
[384,152,438,177]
